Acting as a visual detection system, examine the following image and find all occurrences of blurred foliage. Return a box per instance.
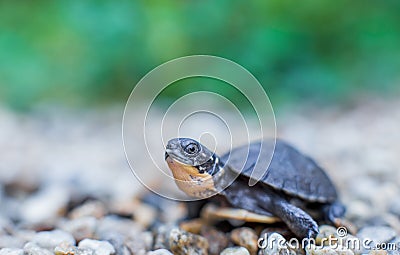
[0,0,400,110]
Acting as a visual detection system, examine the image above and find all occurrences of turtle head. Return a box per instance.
[164,138,222,198]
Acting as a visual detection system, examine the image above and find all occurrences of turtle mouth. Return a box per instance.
[165,149,193,165]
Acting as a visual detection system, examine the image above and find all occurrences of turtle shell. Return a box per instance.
[220,139,338,203]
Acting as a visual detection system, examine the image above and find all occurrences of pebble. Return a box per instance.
[69,200,107,220]
[153,225,175,250]
[388,199,400,218]
[200,226,229,255]
[368,251,388,255]
[23,242,54,255]
[258,232,288,255]
[306,244,354,255]
[179,219,204,234]
[59,217,97,241]
[0,217,14,236]
[146,249,174,255]
[316,226,338,246]
[131,200,157,228]
[100,232,129,255]
[95,216,142,240]
[220,247,250,255]
[346,200,374,224]
[0,248,24,255]
[78,239,115,255]
[230,227,259,255]
[31,230,75,250]
[18,186,69,225]
[54,242,94,255]
[168,228,209,255]
[357,226,397,245]
[0,235,24,249]
[108,198,157,228]
[125,231,153,255]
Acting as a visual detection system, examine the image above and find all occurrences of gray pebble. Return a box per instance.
[19,186,69,225]
[306,244,354,255]
[0,248,24,255]
[146,249,173,255]
[221,247,251,255]
[59,217,97,241]
[388,199,400,218]
[78,239,115,255]
[23,242,53,255]
[31,229,75,250]
[96,216,142,240]
[125,231,153,255]
[153,225,175,250]
[0,217,14,236]
[358,226,397,244]
[201,226,229,255]
[0,235,24,249]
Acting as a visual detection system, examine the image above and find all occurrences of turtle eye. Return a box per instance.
[184,143,199,155]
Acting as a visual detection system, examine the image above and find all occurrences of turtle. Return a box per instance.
[164,138,346,239]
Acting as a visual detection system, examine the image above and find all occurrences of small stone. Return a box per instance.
[221,247,250,255]
[258,232,288,255]
[125,231,153,255]
[358,226,396,245]
[230,227,258,255]
[132,201,157,228]
[23,242,54,255]
[200,226,229,255]
[168,228,209,255]
[96,216,142,240]
[306,244,354,255]
[153,225,175,250]
[389,199,400,218]
[316,226,338,246]
[31,230,75,250]
[99,232,127,255]
[368,251,388,255]
[19,186,69,225]
[146,249,174,255]
[0,248,24,255]
[179,219,204,234]
[78,239,115,255]
[109,198,157,228]
[0,235,24,249]
[0,217,14,236]
[54,242,94,255]
[69,200,107,220]
[259,227,294,240]
[346,200,373,223]
[59,217,97,241]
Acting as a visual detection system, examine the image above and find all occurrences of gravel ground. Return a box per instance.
[0,98,399,254]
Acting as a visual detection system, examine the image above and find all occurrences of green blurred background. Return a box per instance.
[1,0,400,111]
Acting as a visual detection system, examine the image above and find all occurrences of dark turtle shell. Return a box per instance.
[220,139,338,203]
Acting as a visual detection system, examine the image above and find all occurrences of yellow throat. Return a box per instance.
[166,156,217,198]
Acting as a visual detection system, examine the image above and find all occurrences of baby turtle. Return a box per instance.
[165,138,345,239]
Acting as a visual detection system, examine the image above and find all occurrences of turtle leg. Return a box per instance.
[256,192,319,239]
[322,201,346,225]
[322,202,358,235]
